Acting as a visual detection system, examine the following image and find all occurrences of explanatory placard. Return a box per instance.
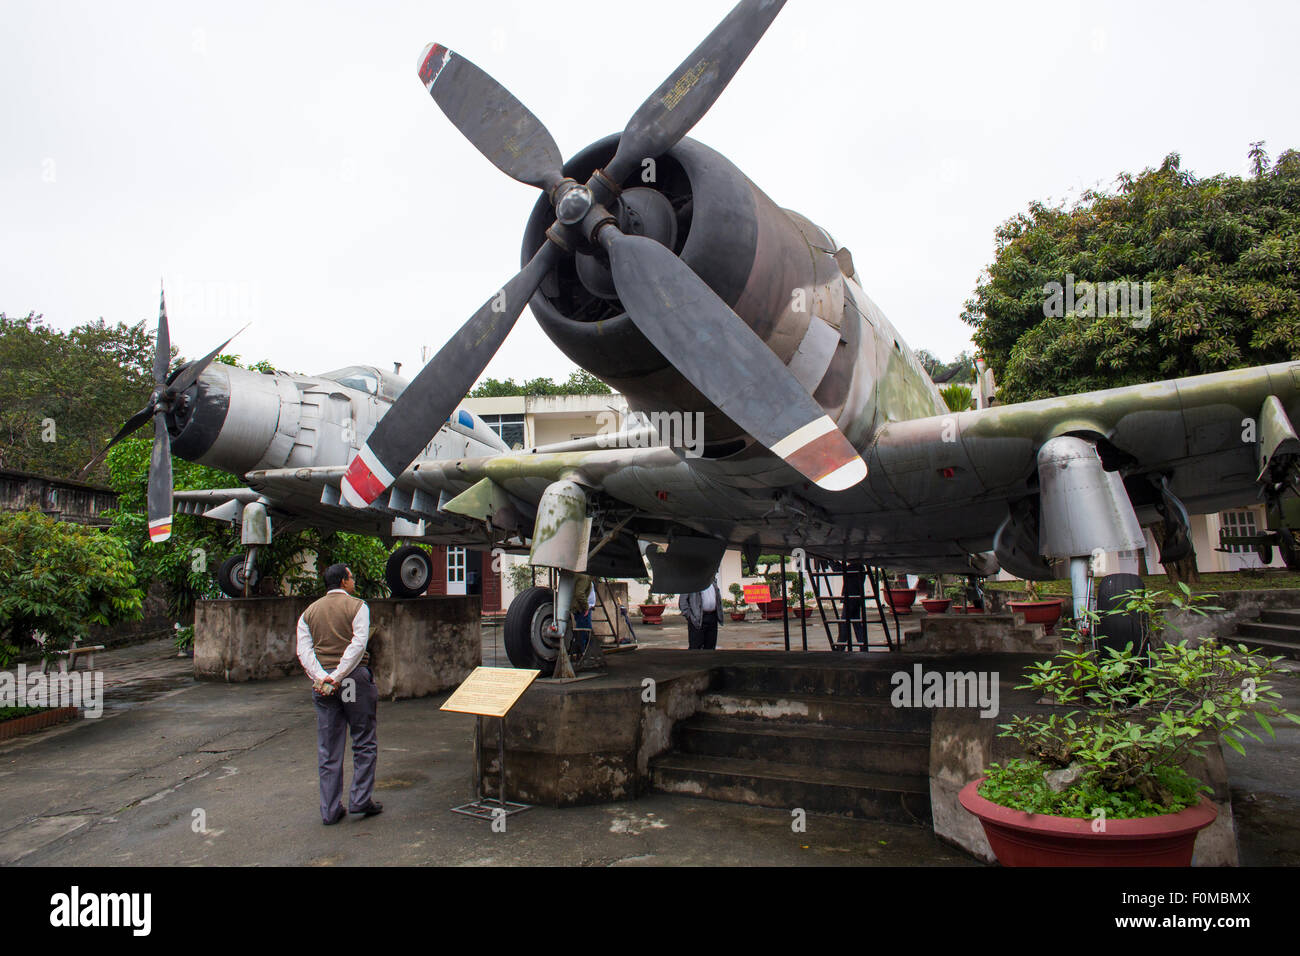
[440,666,540,718]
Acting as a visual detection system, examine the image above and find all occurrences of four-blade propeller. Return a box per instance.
[341,0,866,508]
[88,285,245,543]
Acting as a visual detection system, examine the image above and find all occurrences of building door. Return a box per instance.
[446,546,467,595]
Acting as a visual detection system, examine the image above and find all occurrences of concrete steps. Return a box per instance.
[1234,619,1300,660]
[651,753,931,826]
[650,662,934,824]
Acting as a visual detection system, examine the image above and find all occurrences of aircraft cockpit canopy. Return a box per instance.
[319,365,409,402]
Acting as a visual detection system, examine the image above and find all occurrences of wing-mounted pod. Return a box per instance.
[1037,436,1146,619]
[1257,395,1300,490]
[642,533,728,595]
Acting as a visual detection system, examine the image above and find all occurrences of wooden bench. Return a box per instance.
[39,641,106,674]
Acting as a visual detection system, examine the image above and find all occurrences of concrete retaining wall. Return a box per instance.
[194,595,480,699]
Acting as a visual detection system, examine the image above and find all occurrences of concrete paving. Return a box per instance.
[1,614,1297,866]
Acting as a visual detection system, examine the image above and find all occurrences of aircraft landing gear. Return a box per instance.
[386,545,433,598]
[504,586,565,677]
[217,553,261,597]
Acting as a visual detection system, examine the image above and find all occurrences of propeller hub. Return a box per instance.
[554,183,593,225]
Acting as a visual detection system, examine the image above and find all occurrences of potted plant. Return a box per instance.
[795,589,816,619]
[960,586,1300,866]
[727,583,748,622]
[944,581,977,613]
[921,578,952,614]
[636,581,667,625]
[1007,578,1064,635]
[882,574,917,614]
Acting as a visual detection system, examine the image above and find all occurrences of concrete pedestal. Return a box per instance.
[194,595,480,699]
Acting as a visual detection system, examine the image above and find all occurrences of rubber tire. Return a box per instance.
[504,586,562,677]
[386,545,433,598]
[217,555,260,598]
[1095,572,1146,656]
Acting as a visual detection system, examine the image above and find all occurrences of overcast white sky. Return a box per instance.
[3,0,1297,383]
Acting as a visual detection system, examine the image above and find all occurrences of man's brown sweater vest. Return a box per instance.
[302,591,368,670]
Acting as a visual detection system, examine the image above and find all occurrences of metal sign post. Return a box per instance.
[443,666,540,823]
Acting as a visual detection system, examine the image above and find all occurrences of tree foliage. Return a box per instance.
[962,145,1300,403]
[0,313,158,482]
[470,369,613,397]
[0,509,144,665]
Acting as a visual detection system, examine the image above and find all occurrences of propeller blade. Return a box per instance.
[416,43,565,193]
[603,231,866,491]
[77,404,154,479]
[168,324,248,397]
[341,240,563,506]
[604,0,787,184]
[154,284,170,385]
[147,412,173,543]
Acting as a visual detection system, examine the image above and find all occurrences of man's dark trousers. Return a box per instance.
[688,610,719,650]
[312,664,378,821]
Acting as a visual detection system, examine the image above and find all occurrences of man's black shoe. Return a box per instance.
[322,808,346,825]
[350,801,383,817]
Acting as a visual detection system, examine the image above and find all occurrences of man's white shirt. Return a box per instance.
[295,589,371,683]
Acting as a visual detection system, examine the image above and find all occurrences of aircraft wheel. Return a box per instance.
[217,555,260,598]
[504,586,563,676]
[1095,572,1146,656]
[1279,530,1300,571]
[386,546,433,598]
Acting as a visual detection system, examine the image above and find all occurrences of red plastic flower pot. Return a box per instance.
[638,604,665,625]
[958,778,1217,867]
[883,587,917,614]
[1007,598,1064,635]
[920,598,951,614]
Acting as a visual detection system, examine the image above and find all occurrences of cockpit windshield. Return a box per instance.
[318,365,408,402]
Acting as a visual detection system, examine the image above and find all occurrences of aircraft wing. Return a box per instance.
[859,361,1300,575]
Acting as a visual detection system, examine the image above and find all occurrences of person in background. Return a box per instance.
[679,578,724,650]
[571,572,596,651]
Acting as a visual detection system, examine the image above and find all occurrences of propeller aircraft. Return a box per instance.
[112,0,1300,679]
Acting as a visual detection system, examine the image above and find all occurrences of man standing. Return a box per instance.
[296,563,382,824]
[679,579,724,650]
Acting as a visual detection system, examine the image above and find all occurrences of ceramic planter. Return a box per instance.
[759,598,786,621]
[729,611,746,622]
[883,587,917,614]
[958,778,1217,867]
[921,598,951,614]
[639,603,665,625]
[1008,598,1064,635]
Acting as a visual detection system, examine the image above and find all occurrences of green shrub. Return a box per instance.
[0,509,143,665]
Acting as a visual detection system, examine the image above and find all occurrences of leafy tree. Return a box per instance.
[470,370,613,397]
[0,313,158,482]
[0,509,144,665]
[962,145,1300,404]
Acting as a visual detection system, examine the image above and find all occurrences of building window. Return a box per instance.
[447,546,466,584]
[479,414,525,449]
[1219,510,1259,553]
